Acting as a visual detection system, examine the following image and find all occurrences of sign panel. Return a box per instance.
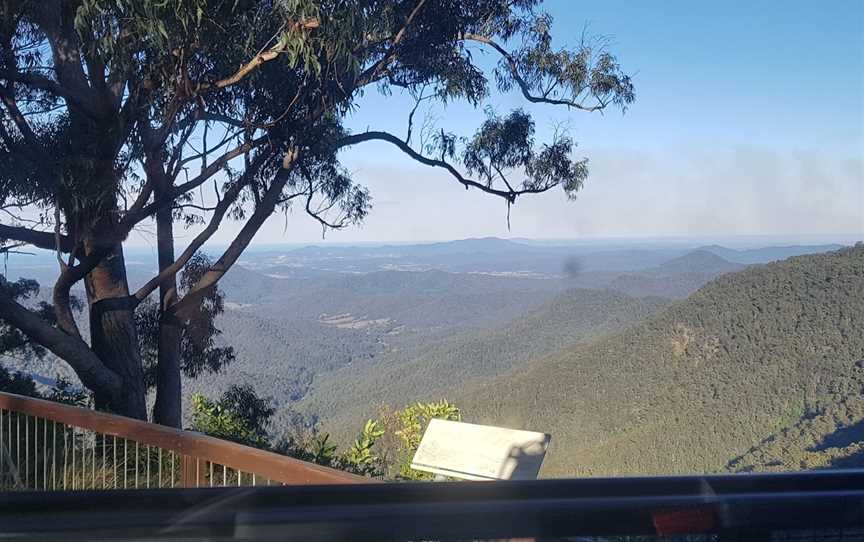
[410,419,550,481]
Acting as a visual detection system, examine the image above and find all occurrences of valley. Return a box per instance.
[2,236,860,477]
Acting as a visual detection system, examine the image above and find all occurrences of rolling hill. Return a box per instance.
[459,244,864,477]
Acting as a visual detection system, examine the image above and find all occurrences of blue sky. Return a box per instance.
[142,0,864,248]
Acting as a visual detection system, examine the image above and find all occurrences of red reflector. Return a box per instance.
[652,506,717,536]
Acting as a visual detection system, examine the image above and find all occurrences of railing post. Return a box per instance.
[181,454,200,488]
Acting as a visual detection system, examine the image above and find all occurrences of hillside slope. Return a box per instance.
[728,391,864,472]
[459,245,864,477]
[300,288,668,442]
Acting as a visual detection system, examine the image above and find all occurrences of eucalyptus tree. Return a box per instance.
[0,0,633,425]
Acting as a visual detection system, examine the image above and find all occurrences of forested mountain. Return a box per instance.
[459,245,864,477]
[300,288,669,443]
[607,250,745,299]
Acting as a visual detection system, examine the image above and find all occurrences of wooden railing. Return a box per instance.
[0,391,373,490]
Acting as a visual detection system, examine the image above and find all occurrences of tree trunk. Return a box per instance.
[83,221,147,420]
[152,199,183,428]
[143,152,184,428]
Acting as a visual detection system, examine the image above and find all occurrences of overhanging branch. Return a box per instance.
[0,223,73,252]
[335,131,558,202]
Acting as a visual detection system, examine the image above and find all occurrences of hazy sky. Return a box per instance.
[133,0,864,248]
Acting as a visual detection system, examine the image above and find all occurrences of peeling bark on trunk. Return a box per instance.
[84,221,147,420]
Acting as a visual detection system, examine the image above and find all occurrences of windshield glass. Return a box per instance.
[0,0,861,496]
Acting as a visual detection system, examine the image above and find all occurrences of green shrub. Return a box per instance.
[377,400,461,480]
[190,392,269,448]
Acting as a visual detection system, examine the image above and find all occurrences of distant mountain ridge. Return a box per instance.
[697,244,845,264]
[605,250,745,299]
[644,249,745,276]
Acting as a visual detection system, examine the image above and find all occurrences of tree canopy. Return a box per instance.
[0,0,634,424]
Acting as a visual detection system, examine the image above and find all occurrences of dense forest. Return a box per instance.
[459,245,864,476]
[729,391,864,472]
[301,288,669,443]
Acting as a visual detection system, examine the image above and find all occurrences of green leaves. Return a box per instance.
[190,385,272,448]
[391,400,461,480]
[342,419,385,476]
[503,13,635,111]
[136,253,235,390]
[459,108,586,198]
[463,109,535,186]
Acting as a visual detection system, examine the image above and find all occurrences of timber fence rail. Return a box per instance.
[0,391,372,491]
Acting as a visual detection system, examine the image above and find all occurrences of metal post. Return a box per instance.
[52,421,56,491]
[91,433,95,489]
[0,409,4,489]
[70,427,75,491]
[42,418,47,491]
[62,425,67,491]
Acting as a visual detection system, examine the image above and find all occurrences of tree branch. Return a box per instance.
[335,131,558,202]
[0,223,72,252]
[461,33,608,112]
[132,153,268,305]
[355,0,429,87]
[199,19,319,92]
[2,70,101,116]
[170,136,268,199]
[0,287,121,398]
[27,1,106,119]
[170,148,298,319]
[0,85,42,149]
[51,267,82,340]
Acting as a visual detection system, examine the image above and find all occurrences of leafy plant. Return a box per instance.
[190,391,269,448]
[46,376,91,407]
[378,400,461,480]
[342,420,386,476]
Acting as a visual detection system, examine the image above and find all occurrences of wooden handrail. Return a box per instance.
[0,391,376,486]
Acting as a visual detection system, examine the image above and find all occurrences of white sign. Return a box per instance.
[410,419,550,481]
